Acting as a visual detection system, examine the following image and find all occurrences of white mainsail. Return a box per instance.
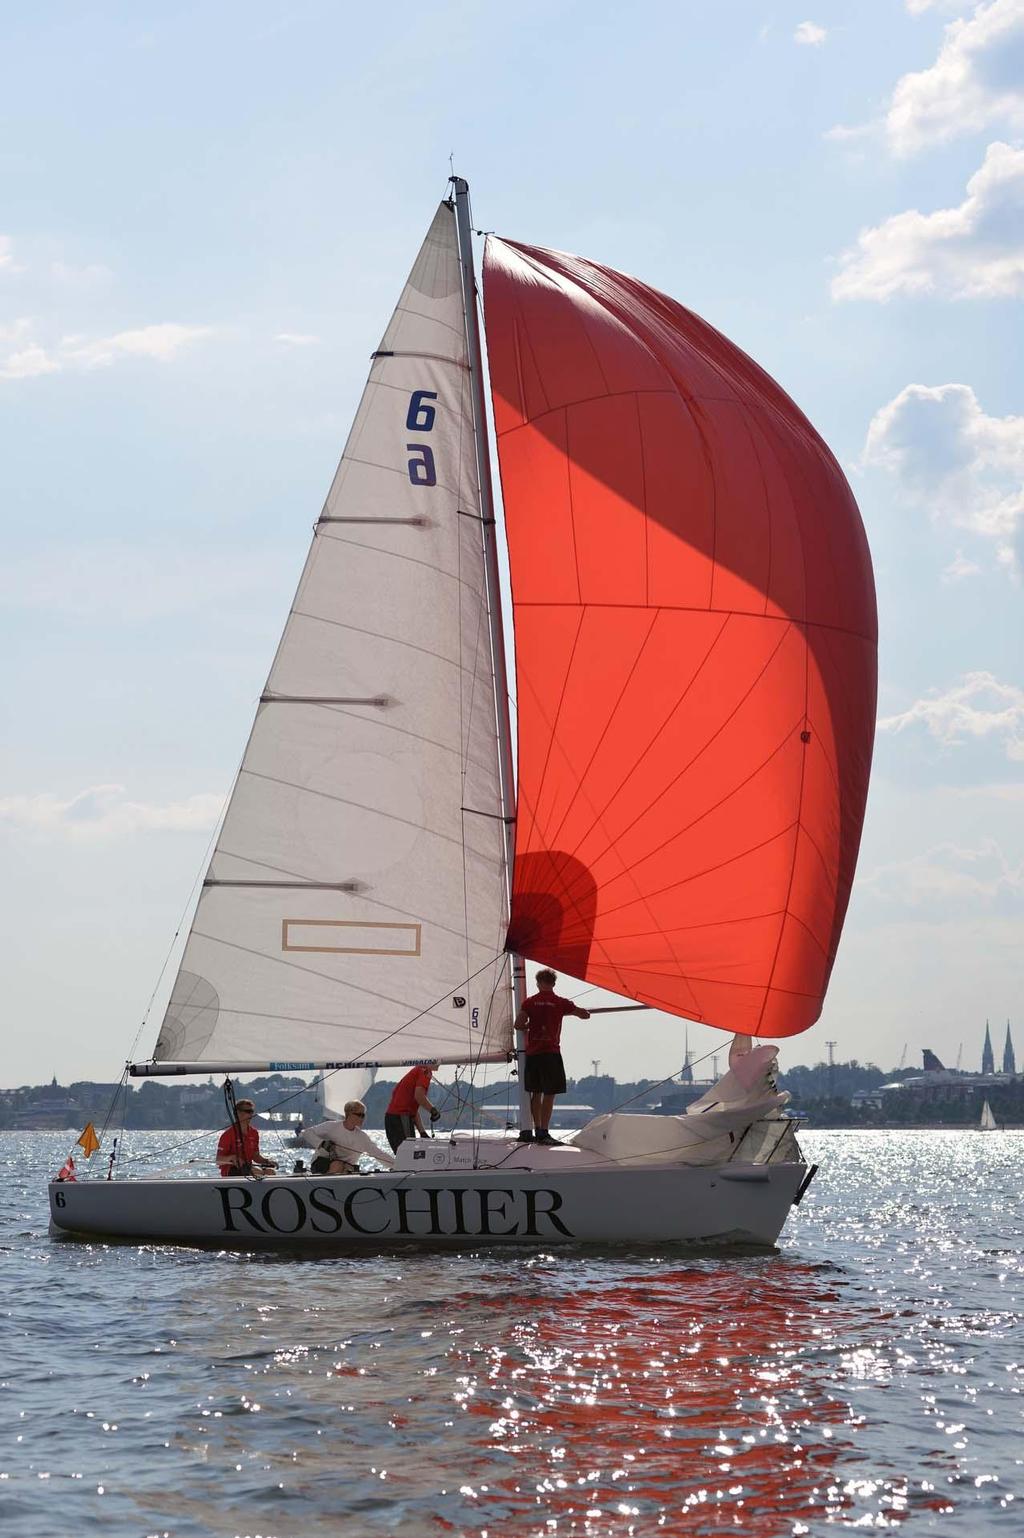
[151,203,512,1070]
[979,1099,998,1131]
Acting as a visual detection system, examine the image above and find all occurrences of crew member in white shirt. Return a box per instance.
[309,1101,396,1174]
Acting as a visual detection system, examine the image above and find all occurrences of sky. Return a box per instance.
[2,0,1022,1089]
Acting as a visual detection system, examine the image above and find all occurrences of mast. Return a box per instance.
[451,176,529,1132]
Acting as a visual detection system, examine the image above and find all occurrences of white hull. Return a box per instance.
[49,1148,807,1248]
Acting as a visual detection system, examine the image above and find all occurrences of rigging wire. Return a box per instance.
[116,1035,727,1174]
[606,1040,724,1114]
[55,1067,132,1179]
[444,954,513,1136]
[120,948,513,1168]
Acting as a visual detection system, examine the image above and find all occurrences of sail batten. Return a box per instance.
[484,238,876,1038]
[151,203,513,1071]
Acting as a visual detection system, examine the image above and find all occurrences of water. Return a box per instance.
[2,1130,1022,1536]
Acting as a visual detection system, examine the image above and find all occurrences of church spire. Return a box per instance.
[1004,1021,1016,1076]
[982,1020,994,1076]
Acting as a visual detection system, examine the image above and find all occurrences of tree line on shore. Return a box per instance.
[2,1058,1020,1130]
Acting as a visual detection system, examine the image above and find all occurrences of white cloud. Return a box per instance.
[832,141,1024,299]
[942,550,983,581]
[861,838,1024,907]
[60,322,214,369]
[863,381,1024,568]
[824,121,874,144]
[0,784,224,839]
[0,345,59,380]
[888,0,1024,156]
[50,259,113,289]
[878,672,1024,760]
[275,331,320,346]
[0,235,25,273]
[0,317,32,343]
[0,321,56,379]
[0,321,214,380]
[952,778,1024,799]
[794,21,827,45]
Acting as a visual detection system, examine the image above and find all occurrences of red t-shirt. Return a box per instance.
[387,1065,433,1115]
[520,993,581,1055]
[216,1123,261,1177]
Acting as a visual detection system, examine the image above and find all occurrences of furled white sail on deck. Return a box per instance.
[152,203,512,1068]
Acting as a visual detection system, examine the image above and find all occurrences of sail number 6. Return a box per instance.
[406,389,438,487]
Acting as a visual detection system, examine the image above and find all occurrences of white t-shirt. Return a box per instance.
[305,1120,395,1170]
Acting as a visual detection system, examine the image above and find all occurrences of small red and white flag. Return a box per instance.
[56,1156,77,1183]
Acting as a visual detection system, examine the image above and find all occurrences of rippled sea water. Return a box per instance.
[2,1129,1022,1536]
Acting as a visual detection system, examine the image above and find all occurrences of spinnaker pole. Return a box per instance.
[451,175,529,1134]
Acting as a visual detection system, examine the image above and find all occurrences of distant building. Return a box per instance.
[1003,1022,1016,1077]
[863,1045,1018,1111]
[982,1022,995,1076]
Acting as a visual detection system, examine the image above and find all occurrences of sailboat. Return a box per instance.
[49,179,877,1247]
[979,1099,998,1132]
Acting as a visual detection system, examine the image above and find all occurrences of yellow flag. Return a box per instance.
[76,1123,101,1158]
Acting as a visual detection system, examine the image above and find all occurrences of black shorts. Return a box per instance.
[310,1155,356,1175]
[524,1052,566,1095]
[384,1112,417,1152]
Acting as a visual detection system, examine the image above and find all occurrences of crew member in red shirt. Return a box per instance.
[385,1062,440,1151]
[515,969,590,1144]
[216,1099,278,1178]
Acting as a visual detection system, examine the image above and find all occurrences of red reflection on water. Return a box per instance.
[446,1261,869,1535]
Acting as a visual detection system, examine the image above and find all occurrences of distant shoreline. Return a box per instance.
[7,1121,1022,1136]
[806,1122,1023,1132]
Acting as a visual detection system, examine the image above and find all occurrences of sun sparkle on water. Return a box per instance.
[2,1129,1023,1535]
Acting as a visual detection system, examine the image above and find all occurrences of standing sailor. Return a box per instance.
[515,970,591,1144]
[384,1063,441,1152]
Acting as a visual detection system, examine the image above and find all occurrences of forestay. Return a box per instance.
[151,203,512,1069]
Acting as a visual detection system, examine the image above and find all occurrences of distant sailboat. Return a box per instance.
[49,177,876,1248]
[311,1066,376,1125]
[979,1099,998,1132]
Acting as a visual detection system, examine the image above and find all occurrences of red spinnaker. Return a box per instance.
[483,239,877,1038]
